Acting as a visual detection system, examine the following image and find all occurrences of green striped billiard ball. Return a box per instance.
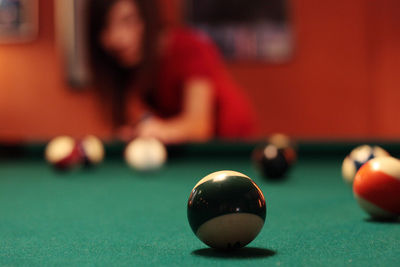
[187,170,266,249]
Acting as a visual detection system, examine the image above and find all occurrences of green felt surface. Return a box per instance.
[0,146,400,266]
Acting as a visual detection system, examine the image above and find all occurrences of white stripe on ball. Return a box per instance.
[196,213,264,249]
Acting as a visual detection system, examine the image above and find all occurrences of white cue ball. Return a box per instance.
[124,137,167,171]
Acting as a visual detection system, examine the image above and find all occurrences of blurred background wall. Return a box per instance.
[0,0,400,141]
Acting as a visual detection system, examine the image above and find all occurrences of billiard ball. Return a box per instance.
[268,133,297,165]
[79,135,105,167]
[45,136,82,170]
[187,170,266,249]
[253,143,290,179]
[124,137,167,171]
[342,145,390,184]
[353,156,400,220]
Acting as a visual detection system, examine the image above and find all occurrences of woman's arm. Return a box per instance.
[136,78,215,144]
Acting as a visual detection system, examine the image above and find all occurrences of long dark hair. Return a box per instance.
[86,0,162,127]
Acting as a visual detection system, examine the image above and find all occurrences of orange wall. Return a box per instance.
[366,0,400,139]
[1,0,400,141]
[230,0,371,139]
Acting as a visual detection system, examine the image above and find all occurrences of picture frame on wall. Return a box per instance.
[55,0,89,88]
[0,0,38,43]
[186,0,293,62]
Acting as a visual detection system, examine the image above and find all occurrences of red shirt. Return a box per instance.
[153,28,257,139]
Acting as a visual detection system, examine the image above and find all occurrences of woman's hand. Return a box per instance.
[136,78,215,144]
[136,117,180,143]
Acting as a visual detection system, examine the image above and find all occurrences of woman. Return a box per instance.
[87,0,257,144]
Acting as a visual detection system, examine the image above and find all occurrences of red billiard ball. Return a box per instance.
[353,156,400,220]
[45,136,82,170]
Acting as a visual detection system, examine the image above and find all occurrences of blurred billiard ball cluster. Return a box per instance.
[342,145,400,220]
[45,136,167,172]
[45,135,105,170]
[44,133,299,250]
[43,133,400,252]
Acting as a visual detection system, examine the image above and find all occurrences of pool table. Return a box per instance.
[0,142,399,266]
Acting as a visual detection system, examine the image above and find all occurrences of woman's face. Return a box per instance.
[100,0,144,67]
